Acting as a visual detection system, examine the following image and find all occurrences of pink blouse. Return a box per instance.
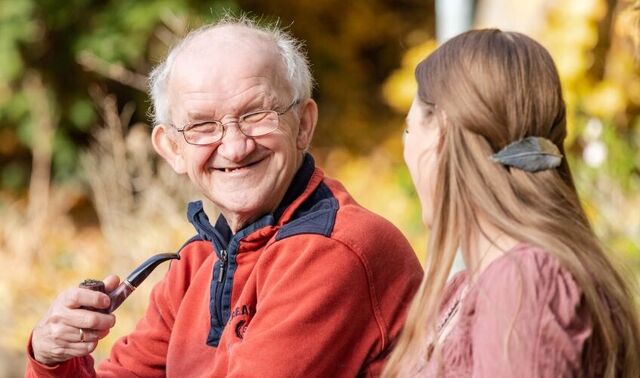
[418,244,605,377]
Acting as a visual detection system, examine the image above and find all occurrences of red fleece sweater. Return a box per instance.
[26,167,423,377]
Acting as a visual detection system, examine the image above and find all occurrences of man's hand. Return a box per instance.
[31,275,120,366]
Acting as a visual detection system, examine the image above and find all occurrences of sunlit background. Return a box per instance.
[1,0,639,376]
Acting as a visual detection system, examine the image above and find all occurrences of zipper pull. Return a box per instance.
[217,249,227,283]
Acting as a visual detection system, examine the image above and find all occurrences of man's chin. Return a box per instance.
[213,198,274,228]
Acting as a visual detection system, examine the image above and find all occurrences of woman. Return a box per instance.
[384,30,640,377]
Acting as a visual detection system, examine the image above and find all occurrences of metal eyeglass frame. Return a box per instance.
[172,99,300,146]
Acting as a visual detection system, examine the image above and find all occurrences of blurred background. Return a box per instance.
[1,0,639,376]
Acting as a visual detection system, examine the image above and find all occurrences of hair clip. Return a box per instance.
[490,136,563,172]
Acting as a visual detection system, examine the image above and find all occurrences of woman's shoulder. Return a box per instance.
[477,244,578,298]
[485,243,562,271]
[461,244,594,375]
[470,243,590,334]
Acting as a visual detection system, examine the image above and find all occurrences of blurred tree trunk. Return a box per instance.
[589,0,618,81]
[24,71,57,259]
[475,0,548,35]
[436,0,475,42]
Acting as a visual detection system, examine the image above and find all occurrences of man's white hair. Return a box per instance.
[148,14,314,126]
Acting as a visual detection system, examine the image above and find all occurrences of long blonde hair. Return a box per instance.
[384,29,640,377]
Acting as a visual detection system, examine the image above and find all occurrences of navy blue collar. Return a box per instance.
[273,153,315,222]
[187,153,316,248]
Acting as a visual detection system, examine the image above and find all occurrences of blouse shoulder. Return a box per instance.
[468,244,593,376]
[476,244,581,309]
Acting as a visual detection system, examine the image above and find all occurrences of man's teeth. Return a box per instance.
[220,161,258,172]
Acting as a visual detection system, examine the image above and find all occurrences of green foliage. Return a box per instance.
[1,161,27,190]
[0,0,243,191]
[0,0,37,84]
[74,1,186,63]
[69,98,95,130]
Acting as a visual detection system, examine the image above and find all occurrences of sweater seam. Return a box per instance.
[331,237,388,356]
[315,181,387,352]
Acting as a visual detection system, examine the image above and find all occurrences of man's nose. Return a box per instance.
[216,123,256,162]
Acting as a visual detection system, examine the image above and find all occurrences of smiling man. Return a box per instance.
[27,16,423,377]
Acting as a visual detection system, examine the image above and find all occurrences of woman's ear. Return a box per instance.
[295,99,318,151]
[151,125,187,174]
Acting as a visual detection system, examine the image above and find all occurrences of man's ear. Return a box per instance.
[151,124,187,174]
[296,98,318,151]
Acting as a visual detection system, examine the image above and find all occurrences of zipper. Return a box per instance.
[217,249,228,283]
[214,249,228,325]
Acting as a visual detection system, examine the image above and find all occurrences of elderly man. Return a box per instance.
[26,17,422,377]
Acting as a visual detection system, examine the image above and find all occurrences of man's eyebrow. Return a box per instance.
[185,111,217,122]
[184,93,280,121]
[242,97,271,111]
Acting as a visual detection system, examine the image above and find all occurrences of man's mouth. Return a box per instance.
[215,159,262,173]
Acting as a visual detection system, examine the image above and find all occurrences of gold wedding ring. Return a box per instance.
[79,328,85,343]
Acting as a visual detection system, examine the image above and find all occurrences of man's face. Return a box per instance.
[154,29,316,231]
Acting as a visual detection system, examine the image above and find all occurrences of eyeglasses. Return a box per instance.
[173,99,300,145]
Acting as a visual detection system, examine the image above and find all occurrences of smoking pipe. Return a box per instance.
[79,252,180,314]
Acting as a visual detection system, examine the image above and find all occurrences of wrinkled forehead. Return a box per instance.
[168,26,290,101]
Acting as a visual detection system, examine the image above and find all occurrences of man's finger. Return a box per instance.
[62,308,116,331]
[103,275,121,292]
[46,324,90,343]
[62,288,110,310]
